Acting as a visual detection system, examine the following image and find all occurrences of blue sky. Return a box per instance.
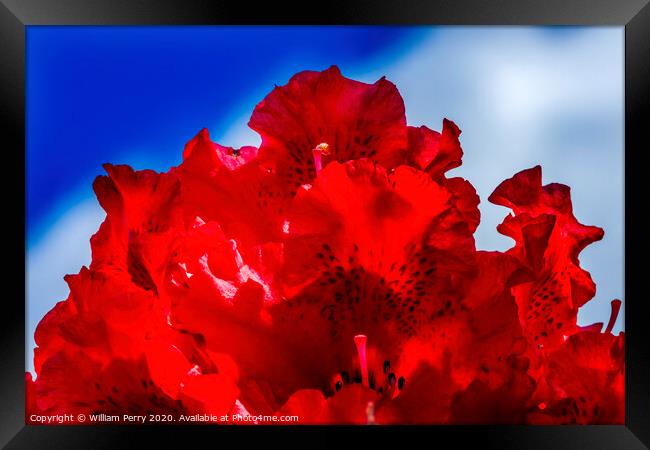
[26,26,624,374]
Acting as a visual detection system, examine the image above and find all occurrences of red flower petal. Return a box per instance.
[489,166,604,351]
[282,159,474,292]
[30,257,240,420]
[407,118,463,180]
[276,385,376,425]
[270,161,477,393]
[30,350,182,419]
[249,66,408,195]
[93,164,183,235]
[273,389,326,423]
[450,354,536,424]
[375,362,457,424]
[451,252,530,387]
[91,164,183,295]
[182,128,257,172]
[179,374,240,417]
[174,129,286,248]
[25,373,42,420]
[443,176,481,235]
[527,329,624,424]
[276,362,459,424]
[33,268,163,372]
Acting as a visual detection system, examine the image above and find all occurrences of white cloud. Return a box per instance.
[26,199,105,375]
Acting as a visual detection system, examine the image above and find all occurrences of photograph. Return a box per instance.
[24,25,625,425]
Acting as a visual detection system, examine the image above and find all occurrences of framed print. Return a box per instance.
[1,0,649,448]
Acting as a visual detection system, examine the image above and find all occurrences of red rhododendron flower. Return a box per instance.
[27,66,623,425]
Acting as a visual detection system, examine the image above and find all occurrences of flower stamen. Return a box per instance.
[354,334,370,388]
[366,401,376,425]
[312,142,330,175]
[605,299,622,334]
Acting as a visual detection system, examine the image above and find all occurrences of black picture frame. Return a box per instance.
[2,1,648,448]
